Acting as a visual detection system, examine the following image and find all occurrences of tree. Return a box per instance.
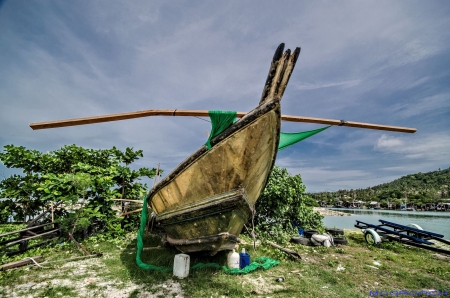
[0,144,158,237]
[251,166,323,243]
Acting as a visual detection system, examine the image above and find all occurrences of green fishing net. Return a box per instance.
[135,194,171,272]
[205,110,237,150]
[204,110,330,151]
[278,126,331,151]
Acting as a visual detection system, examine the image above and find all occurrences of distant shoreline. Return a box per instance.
[313,207,351,216]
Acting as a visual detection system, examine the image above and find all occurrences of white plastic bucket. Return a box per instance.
[173,254,190,279]
[227,249,240,269]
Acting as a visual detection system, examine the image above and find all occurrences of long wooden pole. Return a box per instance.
[29,109,416,133]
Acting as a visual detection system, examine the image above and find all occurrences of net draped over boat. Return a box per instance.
[205,110,330,151]
[205,110,237,150]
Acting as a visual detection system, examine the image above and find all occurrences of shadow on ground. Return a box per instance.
[118,229,238,296]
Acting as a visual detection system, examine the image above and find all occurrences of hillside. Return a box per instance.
[309,168,450,206]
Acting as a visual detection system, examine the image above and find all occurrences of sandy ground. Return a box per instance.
[314,207,351,216]
[1,256,185,298]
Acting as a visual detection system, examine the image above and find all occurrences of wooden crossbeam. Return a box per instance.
[29,109,416,133]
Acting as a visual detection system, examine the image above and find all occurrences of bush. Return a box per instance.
[250,166,324,243]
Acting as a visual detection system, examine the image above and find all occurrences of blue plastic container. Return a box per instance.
[298,227,304,236]
[239,248,250,269]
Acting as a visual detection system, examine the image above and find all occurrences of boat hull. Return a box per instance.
[158,188,251,255]
[149,99,281,254]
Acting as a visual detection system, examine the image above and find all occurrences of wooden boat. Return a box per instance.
[148,44,300,255]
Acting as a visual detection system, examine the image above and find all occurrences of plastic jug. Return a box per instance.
[239,248,250,269]
[227,249,240,269]
[173,253,190,279]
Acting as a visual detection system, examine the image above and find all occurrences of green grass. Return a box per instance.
[0,229,449,297]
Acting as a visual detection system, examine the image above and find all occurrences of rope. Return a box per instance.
[194,116,211,123]
[27,257,47,268]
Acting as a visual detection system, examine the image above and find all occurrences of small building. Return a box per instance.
[425,203,436,211]
[406,202,417,211]
[369,201,380,209]
[387,202,396,210]
[334,200,343,208]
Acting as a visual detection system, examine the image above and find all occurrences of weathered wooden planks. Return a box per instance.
[260,44,301,104]
[150,104,280,214]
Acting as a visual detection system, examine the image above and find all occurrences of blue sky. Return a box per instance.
[1,1,449,192]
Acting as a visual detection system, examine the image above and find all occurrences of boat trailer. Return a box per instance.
[354,219,450,255]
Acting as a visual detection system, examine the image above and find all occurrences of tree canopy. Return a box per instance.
[0,144,158,237]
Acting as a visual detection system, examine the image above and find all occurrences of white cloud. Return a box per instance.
[375,133,450,162]
[390,93,450,119]
[376,135,404,150]
[293,79,361,91]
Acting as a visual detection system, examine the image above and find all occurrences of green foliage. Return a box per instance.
[0,144,159,238]
[251,166,324,243]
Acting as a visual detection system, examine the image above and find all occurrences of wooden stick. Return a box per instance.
[0,236,22,246]
[147,163,160,233]
[29,109,416,133]
[20,253,103,269]
[51,201,54,228]
[68,233,89,255]
[1,256,43,270]
[27,201,63,226]
[5,229,59,247]
[280,115,416,133]
[268,241,302,261]
[143,247,163,251]
[38,253,102,265]
[110,198,143,203]
[117,208,142,217]
[23,237,59,252]
[0,222,54,238]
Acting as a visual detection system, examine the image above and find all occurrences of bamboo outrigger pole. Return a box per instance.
[29,109,416,133]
